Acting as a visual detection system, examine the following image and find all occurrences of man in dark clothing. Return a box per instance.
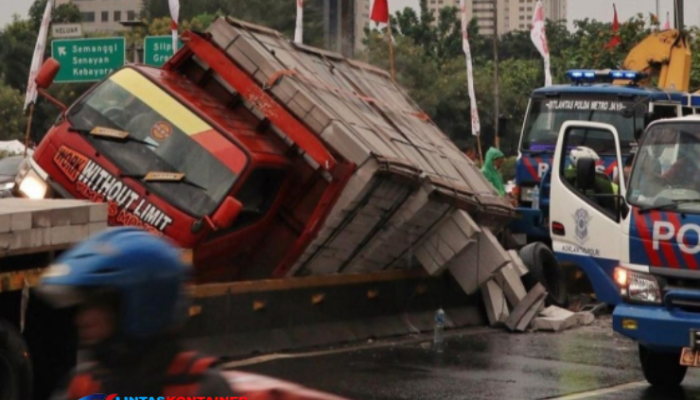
[38,227,236,399]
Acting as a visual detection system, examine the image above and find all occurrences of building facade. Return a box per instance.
[324,0,370,57]
[426,0,567,36]
[55,0,143,32]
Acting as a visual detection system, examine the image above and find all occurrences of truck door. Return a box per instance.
[550,121,626,305]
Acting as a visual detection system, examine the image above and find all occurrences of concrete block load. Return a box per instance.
[206,17,514,281]
[0,199,108,255]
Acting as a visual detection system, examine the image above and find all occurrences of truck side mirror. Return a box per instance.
[36,58,60,90]
[211,197,243,230]
[576,157,597,191]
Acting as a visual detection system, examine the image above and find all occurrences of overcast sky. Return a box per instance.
[1,0,698,30]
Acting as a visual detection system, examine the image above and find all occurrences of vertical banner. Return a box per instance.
[530,0,552,86]
[24,0,54,110]
[169,0,180,55]
[460,0,480,137]
[295,0,304,44]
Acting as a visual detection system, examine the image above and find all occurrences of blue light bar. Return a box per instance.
[566,69,648,84]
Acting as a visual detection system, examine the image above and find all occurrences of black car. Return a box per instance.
[0,155,25,198]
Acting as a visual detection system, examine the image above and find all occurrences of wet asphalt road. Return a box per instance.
[236,316,700,400]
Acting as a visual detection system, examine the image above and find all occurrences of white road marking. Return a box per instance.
[544,381,648,399]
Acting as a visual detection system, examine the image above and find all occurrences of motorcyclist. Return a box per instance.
[38,227,236,399]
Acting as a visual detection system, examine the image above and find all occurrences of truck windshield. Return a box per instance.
[66,68,241,218]
[521,98,642,154]
[628,123,700,212]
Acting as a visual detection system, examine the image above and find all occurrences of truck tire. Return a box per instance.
[518,242,569,308]
[639,345,687,387]
[0,319,32,400]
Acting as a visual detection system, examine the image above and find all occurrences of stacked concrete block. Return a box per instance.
[205,17,515,280]
[0,199,108,256]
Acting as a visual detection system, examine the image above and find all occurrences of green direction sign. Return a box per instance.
[144,36,183,67]
[51,37,125,83]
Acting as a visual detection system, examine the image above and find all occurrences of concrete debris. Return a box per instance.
[531,306,596,332]
[493,263,527,307]
[505,283,547,331]
[507,250,529,277]
[448,227,511,295]
[481,279,509,327]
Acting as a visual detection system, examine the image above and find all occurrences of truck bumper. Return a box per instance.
[613,303,700,353]
[508,208,549,240]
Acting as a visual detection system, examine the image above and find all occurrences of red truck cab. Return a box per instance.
[18,63,294,276]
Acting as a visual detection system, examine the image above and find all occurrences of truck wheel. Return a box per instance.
[639,345,687,387]
[518,242,569,308]
[0,319,32,400]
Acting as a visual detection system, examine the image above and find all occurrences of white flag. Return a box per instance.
[530,0,552,86]
[24,0,53,111]
[295,0,303,44]
[460,0,480,136]
[169,0,180,55]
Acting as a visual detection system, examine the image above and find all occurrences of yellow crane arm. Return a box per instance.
[620,29,691,92]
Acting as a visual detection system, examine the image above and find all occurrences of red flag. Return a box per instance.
[371,0,389,24]
[605,4,621,49]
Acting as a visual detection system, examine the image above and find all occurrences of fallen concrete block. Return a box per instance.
[575,311,595,326]
[494,263,527,308]
[540,305,575,319]
[507,250,529,277]
[515,297,546,332]
[448,227,510,295]
[531,306,579,332]
[505,282,547,331]
[481,279,509,327]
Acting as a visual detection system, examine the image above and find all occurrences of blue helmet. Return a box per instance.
[38,227,191,339]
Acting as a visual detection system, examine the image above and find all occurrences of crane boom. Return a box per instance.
[620,29,691,92]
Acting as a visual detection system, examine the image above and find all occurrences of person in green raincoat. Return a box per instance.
[481,147,507,196]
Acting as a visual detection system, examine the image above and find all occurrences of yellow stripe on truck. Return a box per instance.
[109,68,210,135]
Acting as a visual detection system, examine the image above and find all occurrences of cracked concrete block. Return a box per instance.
[447,228,510,295]
[505,283,547,331]
[481,279,509,327]
[515,297,547,332]
[494,263,528,308]
[508,250,529,277]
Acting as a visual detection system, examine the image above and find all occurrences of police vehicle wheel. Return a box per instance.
[639,345,687,388]
[0,319,32,400]
[518,242,569,308]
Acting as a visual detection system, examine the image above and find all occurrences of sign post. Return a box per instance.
[51,38,126,83]
[143,36,183,67]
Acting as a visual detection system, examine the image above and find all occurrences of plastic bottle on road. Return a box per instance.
[433,308,445,352]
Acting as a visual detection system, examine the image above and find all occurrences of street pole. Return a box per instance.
[493,0,500,149]
[656,0,660,23]
[675,0,684,31]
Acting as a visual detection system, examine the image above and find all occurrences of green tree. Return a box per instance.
[29,0,82,31]
[0,79,26,141]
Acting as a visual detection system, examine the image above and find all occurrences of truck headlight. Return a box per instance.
[18,170,48,199]
[614,267,661,304]
[520,186,535,202]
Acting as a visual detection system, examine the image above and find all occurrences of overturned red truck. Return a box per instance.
[8,16,516,400]
[20,17,513,281]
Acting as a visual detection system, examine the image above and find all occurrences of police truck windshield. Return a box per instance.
[67,68,241,218]
[521,98,642,153]
[628,122,700,212]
